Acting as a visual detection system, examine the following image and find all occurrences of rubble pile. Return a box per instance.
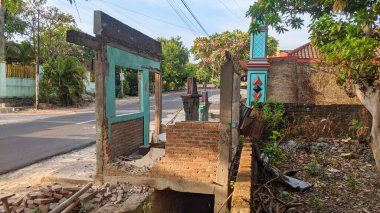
[0,182,150,213]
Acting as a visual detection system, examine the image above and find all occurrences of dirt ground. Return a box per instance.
[0,145,96,196]
[262,138,380,213]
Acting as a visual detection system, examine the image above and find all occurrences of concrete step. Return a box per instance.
[0,107,15,113]
[0,107,27,113]
[0,103,10,108]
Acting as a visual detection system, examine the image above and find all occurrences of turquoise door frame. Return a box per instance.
[106,45,160,145]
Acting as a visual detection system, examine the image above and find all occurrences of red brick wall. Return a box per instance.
[108,118,144,161]
[151,122,220,183]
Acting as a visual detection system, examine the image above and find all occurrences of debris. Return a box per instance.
[340,152,354,158]
[281,140,298,151]
[50,182,92,213]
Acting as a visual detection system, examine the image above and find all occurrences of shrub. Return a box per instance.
[40,56,86,106]
[263,142,283,166]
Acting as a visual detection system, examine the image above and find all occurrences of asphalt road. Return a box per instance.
[0,89,219,175]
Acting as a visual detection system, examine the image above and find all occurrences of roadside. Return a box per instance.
[0,94,221,196]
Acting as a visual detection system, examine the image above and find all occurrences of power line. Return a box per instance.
[170,0,200,33]
[165,0,199,36]
[179,0,209,36]
[231,0,246,15]
[217,0,245,22]
[102,0,204,35]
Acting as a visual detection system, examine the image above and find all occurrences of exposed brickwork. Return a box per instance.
[231,140,252,213]
[284,103,372,137]
[150,122,220,183]
[107,118,144,161]
[267,60,360,105]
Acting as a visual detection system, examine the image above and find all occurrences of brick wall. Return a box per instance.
[267,60,360,104]
[284,103,372,137]
[108,117,144,161]
[267,59,298,103]
[150,122,220,183]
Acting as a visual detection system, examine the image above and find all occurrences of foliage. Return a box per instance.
[5,9,27,39]
[40,56,86,105]
[347,119,369,140]
[269,130,282,142]
[5,40,34,64]
[311,197,323,213]
[252,101,287,138]
[115,67,139,97]
[142,202,152,213]
[347,176,358,188]
[262,142,283,166]
[79,204,88,213]
[195,66,212,86]
[306,162,322,177]
[246,0,379,95]
[158,36,190,91]
[192,30,278,81]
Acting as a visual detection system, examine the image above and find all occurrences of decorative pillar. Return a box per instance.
[246,19,270,106]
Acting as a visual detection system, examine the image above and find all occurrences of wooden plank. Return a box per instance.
[155,72,162,134]
[94,11,161,61]
[66,30,100,50]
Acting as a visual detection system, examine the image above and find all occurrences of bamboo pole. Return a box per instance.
[49,183,92,213]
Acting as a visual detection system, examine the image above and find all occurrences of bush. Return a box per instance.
[40,56,86,106]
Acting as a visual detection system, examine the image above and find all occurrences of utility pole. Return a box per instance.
[35,5,40,109]
[0,0,5,62]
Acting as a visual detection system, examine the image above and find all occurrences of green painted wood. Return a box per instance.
[105,45,160,146]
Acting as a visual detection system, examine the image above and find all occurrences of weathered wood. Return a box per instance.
[155,72,162,134]
[94,11,161,61]
[95,45,107,184]
[66,30,100,50]
[0,194,14,213]
[61,199,80,213]
[49,183,92,213]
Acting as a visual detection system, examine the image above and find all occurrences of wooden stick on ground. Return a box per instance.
[0,194,15,213]
[49,183,92,213]
[61,199,80,213]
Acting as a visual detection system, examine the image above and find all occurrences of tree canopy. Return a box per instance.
[191,30,278,81]
[158,36,191,91]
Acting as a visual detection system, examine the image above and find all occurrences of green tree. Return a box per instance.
[196,67,212,88]
[40,56,86,105]
[247,0,380,177]
[158,36,190,91]
[191,30,278,81]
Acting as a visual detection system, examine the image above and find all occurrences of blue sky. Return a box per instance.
[47,0,311,52]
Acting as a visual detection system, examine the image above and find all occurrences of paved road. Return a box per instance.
[0,89,219,175]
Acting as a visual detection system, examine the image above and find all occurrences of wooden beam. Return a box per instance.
[155,72,162,135]
[66,30,100,50]
[94,11,161,61]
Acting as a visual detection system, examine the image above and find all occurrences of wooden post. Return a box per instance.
[155,72,162,135]
[94,43,107,184]
[215,56,234,212]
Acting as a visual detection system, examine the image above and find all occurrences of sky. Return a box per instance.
[46,0,311,52]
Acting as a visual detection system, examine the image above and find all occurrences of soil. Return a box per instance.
[259,138,380,213]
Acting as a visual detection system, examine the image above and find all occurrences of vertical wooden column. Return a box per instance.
[215,57,234,212]
[94,43,107,184]
[155,72,162,135]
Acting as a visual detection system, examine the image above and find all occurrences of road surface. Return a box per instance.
[0,90,219,175]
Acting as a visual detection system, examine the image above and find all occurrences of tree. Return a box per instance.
[40,56,86,105]
[247,0,380,177]
[158,36,190,91]
[191,29,278,82]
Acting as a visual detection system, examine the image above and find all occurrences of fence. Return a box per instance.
[6,64,35,78]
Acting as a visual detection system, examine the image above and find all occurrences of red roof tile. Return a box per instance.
[287,42,321,59]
